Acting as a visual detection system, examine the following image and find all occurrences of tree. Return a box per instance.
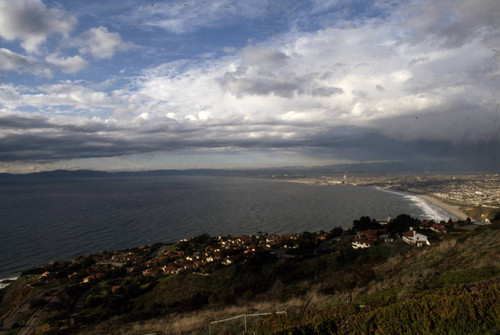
[386,214,420,235]
[329,226,344,237]
[352,216,382,231]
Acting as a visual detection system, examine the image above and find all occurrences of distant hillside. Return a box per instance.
[0,169,113,180]
[0,168,263,180]
[1,159,497,181]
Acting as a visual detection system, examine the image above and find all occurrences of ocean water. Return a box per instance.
[0,176,453,280]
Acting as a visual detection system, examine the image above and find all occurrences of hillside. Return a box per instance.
[256,220,500,334]
[1,216,499,334]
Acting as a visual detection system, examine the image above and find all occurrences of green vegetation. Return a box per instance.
[255,219,500,334]
[254,282,500,334]
[0,215,499,334]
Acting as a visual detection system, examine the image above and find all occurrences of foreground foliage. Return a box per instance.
[255,280,500,334]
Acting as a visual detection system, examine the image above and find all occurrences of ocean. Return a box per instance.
[0,176,453,282]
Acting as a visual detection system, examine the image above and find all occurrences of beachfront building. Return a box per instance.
[402,228,430,247]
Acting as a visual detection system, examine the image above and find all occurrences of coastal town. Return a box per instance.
[17,212,486,289]
[284,173,500,213]
[20,231,331,288]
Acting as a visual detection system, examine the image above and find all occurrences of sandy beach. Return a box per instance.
[418,194,469,221]
[285,179,472,221]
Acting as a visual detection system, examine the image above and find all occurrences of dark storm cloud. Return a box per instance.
[0,114,50,129]
[221,73,301,98]
[219,46,346,99]
[240,47,289,68]
[0,114,114,134]
[221,71,345,98]
[311,87,344,97]
[1,112,498,171]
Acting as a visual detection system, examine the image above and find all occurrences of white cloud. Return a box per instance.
[0,49,88,76]
[75,26,133,59]
[45,54,88,73]
[0,0,76,53]
[390,70,413,83]
[0,82,117,113]
[130,5,499,147]
[36,83,117,108]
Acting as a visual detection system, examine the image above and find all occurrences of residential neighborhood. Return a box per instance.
[29,230,336,289]
[26,214,487,290]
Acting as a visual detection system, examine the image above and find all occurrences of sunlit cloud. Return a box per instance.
[74,26,134,59]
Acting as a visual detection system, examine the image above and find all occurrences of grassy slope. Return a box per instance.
[256,221,500,334]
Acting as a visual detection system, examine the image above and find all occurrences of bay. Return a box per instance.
[0,176,452,279]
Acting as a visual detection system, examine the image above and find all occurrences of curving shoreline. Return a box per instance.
[416,194,469,221]
[283,179,471,221]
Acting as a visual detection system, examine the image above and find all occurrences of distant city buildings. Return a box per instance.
[288,174,500,209]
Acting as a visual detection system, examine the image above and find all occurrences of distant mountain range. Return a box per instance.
[0,161,493,180]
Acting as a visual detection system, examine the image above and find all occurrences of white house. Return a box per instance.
[352,238,377,249]
[402,229,430,247]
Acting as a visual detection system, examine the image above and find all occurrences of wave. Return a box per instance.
[0,276,19,290]
[374,187,455,221]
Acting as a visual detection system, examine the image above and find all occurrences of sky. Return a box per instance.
[0,0,499,173]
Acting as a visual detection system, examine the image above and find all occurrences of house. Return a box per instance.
[430,223,448,233]
[353,228,391,247]
[82,273,106,283]
[377,216,391,225]
[419,221,432,229]
[352,238,377,249]
[142,268,158,276]
[161,265,179,275]
[356,229,387,240]
[402,229,430,247]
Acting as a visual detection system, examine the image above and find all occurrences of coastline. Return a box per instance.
[416,194,469,221]
[283,180,471,221]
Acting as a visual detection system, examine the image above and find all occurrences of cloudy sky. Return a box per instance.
[0,0,499,173]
